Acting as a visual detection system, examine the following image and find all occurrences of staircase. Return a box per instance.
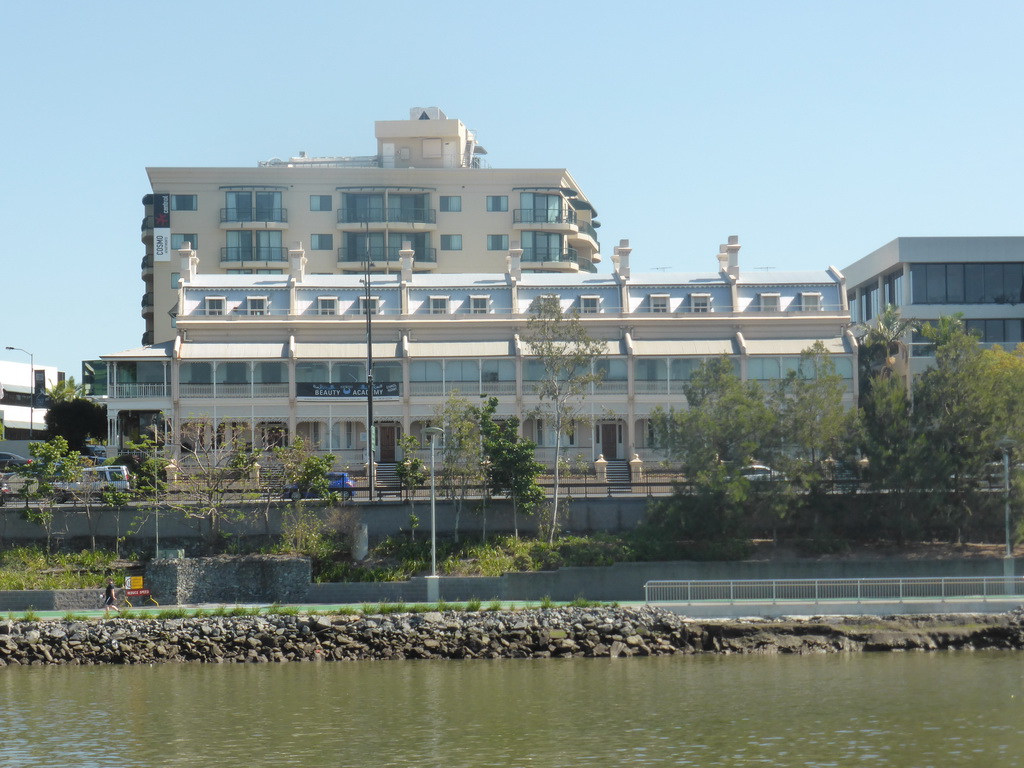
[605,460,631,493]
[373,463,401,498]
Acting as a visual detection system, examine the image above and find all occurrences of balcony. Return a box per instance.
[141,254,153,274]
[336,208,437,227]
[141,292,154,316]
[220,208,288,225]
[513,209,577,225]
[220,247,288,263]
[110,383,170,399]
[338,246,437,265]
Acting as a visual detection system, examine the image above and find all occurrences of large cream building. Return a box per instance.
[96,108,856,479]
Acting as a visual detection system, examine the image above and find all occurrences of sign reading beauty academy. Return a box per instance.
[296,382,400,400]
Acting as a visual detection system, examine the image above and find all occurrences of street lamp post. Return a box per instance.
[364,231,375,502]
[423,425,444,603]
[998,437,1015,586]
[5,346,34,439]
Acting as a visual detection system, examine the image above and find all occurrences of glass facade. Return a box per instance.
[910,262,1024,304]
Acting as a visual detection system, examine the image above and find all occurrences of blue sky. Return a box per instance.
[1,0,1022,377]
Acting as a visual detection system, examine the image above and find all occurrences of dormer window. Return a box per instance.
[580,295,600,314]
[801,292,822,311]
[650,294,670,314]
[429,296,450,315]
[205,297,225,316]
[246,296,268,316]
[469,295,490,314]
[690,293,711,313]
[759,293,780,312]
[317,297,338,316]
[359,296,379,316]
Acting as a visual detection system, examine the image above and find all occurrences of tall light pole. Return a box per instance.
[998,437,1015,586]
[423,425,444,603]
[364,225,375,502]
[5,346,34,439]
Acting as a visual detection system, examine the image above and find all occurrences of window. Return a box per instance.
[224,190,282,222]
[580,295,599,314]
[439,196,461,212]
[310,195,332,211]
[170,272,180,289]
[429,296,449,315]
[317,297,337,316]
[910,262,1024,305]
[487,234,509,251]
[440,234,462,251]
[359,296,379,316]
[650,294,669,314]
[311,234,333,251]
[691,293,711,313]
[171,233,198,250]
[470,295,489,314]
[246,296,268,316]
[801,292,822,311]
[486,195,508,212]
[521,231,563,261]
[519,192,567,223]
[171,195,197,211]
[205,297,225,316]
[225,230,283,261]
[759,293,780,312]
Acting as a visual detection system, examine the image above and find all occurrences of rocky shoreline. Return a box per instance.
[2,606,1024,666]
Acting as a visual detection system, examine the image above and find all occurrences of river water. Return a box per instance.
[2,651,1022,767]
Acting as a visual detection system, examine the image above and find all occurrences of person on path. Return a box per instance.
[103,579,120,615]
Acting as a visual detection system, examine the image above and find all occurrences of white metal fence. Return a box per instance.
[644,577,1024,603]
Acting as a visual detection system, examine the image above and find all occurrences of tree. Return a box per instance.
[16,437,83,553]
[911,316,997,541]
[169,419,260,552]
[434,393,484,544]
[522,296,606,543]
[46,377,85,403]
[394,433,427,540]
[477,397,544,540]
[44,398,107,453]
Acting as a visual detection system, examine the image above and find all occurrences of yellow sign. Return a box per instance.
[124,576,143,590]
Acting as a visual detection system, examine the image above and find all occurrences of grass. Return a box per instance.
[0,546,124,590]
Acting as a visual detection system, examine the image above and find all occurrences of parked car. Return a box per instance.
[0,480,10,506]
[81,445,107,463]
[0,452,30,471]
[283,471,356,501]
[53,465,132,502]
[740,464,785,482]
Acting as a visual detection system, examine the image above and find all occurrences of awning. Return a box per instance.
[294,342,401,359]
[179,343,288,359]
[407,341,513,357]
[743,338,848,355]
[631,339,736,356]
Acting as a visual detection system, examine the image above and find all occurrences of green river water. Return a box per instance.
[2,651,1022,767]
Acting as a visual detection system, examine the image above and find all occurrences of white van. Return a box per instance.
[55,465,131,502]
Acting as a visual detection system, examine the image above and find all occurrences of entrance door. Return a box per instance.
[379,425,397,462]
[600,423,619,460]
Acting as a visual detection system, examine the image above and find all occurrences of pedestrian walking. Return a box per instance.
[103,579,120,615]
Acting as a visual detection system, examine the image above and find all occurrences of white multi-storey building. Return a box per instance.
[93,108,856,476]
[844,236,1024,377]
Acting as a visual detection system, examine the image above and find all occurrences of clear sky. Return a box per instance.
[1,0,1021,379]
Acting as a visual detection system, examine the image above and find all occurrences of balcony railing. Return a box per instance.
[141,254,153,270]
[521,247,578,264]
[220,247,288,262]
[338,246,437,264]
[513,209,577,225]
[110,383,170,399]
[178,382,290,398]
[337,208,436,225]
[220,208,288,224]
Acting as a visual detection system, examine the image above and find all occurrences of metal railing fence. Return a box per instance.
[644,576,1024,603]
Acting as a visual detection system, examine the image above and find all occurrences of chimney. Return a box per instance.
[178,242,198,283]
[289,243,306,282]
[723,235,740,279]
[399,240,415,282]
[507,241,523,281]
[612,239,631,279]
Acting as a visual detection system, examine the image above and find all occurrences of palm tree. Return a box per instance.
[858,305,918,376]
[46,377,85,403]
